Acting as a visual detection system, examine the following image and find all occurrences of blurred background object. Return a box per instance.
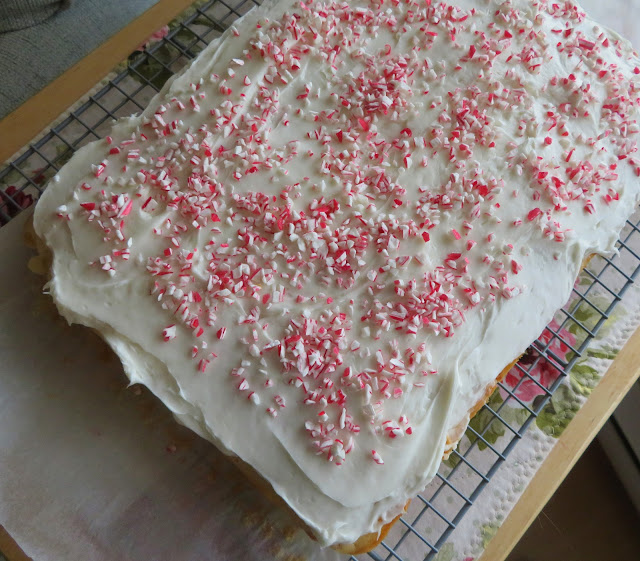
[0,0,70,33]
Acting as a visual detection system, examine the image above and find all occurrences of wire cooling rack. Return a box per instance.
[1,1,639,560]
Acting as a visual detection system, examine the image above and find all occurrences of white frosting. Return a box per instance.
[34,0,640,547]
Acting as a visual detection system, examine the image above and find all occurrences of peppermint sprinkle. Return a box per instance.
[162,325,177,341]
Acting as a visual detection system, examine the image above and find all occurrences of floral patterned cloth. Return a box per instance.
[503,320,576,403]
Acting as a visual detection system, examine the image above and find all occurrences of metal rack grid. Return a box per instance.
[1,1,638,560]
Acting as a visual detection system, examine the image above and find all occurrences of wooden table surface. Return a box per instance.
[1,1,639,560]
